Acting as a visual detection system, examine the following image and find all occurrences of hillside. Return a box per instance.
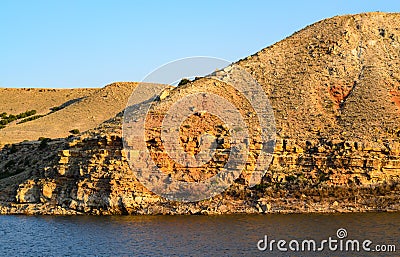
[0,12,399,215]
[0,87,96,115]
[0,83,137,144]
[238,12,400,143]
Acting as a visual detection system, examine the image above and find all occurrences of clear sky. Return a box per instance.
[1,0,399,88]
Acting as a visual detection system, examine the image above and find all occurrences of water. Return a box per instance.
[0,213,398,256]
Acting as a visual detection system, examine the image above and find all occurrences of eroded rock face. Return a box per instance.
[16,179,57,203]
[269,139,400,186]
[1,129,398,215]
[0,12,400,215]
[16,180,39,203]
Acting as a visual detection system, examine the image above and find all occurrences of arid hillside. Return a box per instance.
[0,87,96,115]
[0,83,137,145]
[238,12,400,143]
[0,12,399,215]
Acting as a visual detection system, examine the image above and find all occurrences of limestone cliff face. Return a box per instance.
[1,12,400,214]
[1,129,399,215]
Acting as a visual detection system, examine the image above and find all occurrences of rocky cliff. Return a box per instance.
[0,12,399,214]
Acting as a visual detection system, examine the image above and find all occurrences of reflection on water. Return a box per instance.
[0,213,398,256]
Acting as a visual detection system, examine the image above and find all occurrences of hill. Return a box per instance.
[0,83,137,144]
[238,12,400,143]
[0,12,399,215]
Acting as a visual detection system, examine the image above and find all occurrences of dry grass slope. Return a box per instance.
[0,83,137,145]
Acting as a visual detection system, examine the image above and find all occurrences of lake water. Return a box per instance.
[0,213,398,256]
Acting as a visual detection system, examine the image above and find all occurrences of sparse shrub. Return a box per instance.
[285,175,297,183]
[0,114,17,125]
[253,183,269,191]
[38,137,51,149]
[16,110,37,119]
[69,129,80,134]
[39,140,48,149]
[178,78,191,86]
[0,110,40,126]
[38,137,51,142]
[7,114,16,121]
[17,114,44,124]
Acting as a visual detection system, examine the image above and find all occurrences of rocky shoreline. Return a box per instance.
[1,189,399,216]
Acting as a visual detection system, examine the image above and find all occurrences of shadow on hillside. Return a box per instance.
[49,96,87,113]
[0,139,65,198]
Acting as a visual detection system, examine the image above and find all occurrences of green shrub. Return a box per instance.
[39,140,48,149]
[69,129,80,134]
[17,114,44,124]
[7,114,16,121]
[39,137,51,149]
[0,114,17,125]
[178,78,191,86]
[253,183,269,191]
[16,110,37,119]
[0,110,38,127]
[285,175,297,183]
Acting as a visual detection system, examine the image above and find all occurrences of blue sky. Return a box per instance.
[1,1,399,88]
